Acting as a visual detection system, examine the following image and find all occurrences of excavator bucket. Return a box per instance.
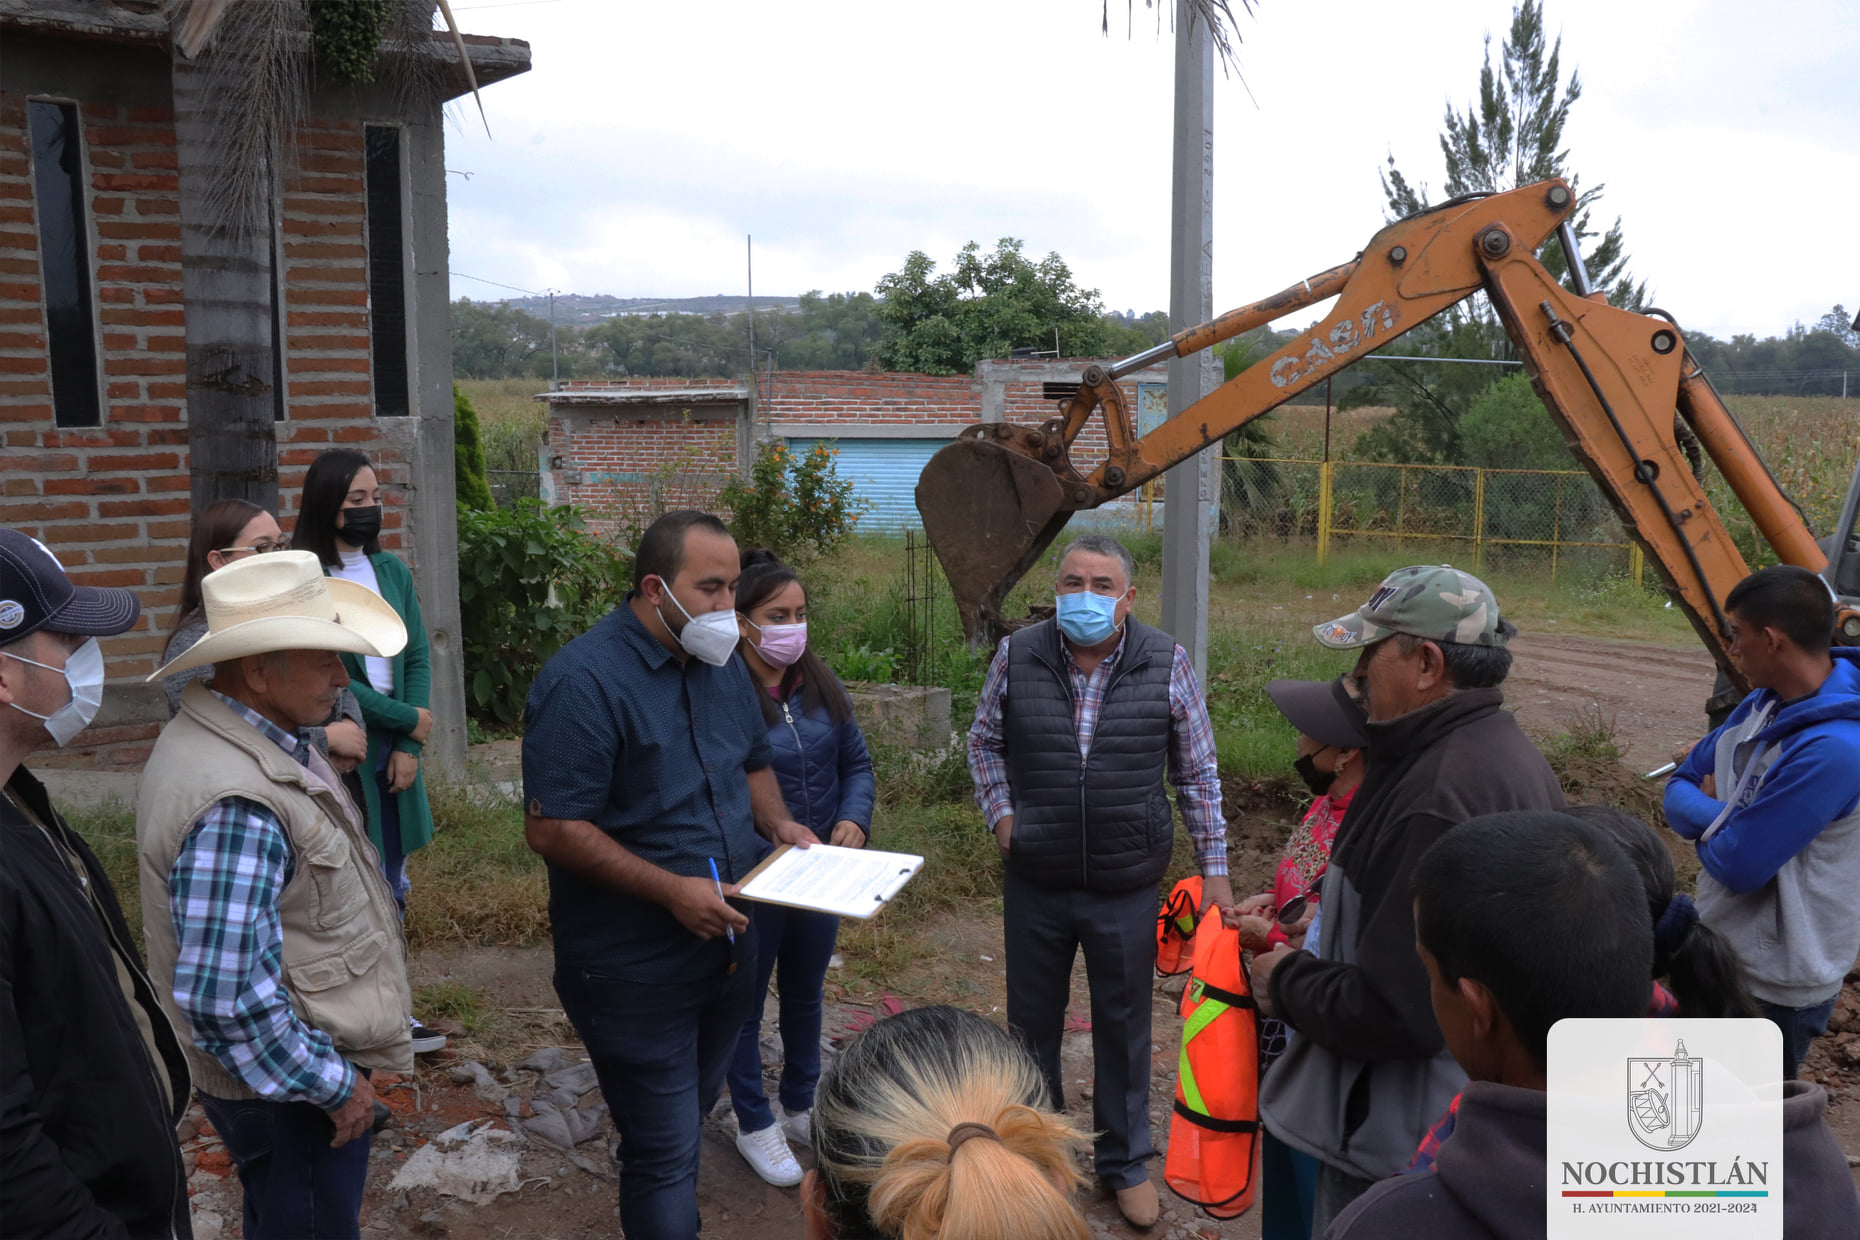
[915,436,1078,645]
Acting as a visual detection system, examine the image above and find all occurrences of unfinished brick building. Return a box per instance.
[538,358,1171,535]
[1,2,528,768]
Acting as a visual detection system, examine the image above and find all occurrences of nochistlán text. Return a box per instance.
[1561,1158,1770,1187]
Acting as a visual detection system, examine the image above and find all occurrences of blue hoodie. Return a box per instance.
[1665,647,1860,1007]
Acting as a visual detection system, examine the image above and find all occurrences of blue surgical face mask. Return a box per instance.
[1055,591,1121,645]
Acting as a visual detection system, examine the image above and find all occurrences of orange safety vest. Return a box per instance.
[1155,876,1202,976]
[1163,909,1261,1219]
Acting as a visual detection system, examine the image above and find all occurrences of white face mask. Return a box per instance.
[656,584,741,667]
[7,636,105,747]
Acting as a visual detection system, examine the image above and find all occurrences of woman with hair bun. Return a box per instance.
[1560,804,1758,1020]
[805,1005,1093,1240]
[726,549,876,1187]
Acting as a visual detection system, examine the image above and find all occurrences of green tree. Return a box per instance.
[873,239,1110,375]
[1381,0,1645,320]
[761,291,883,371]
[452,383,494,512]
[1458,371,1568,470]
[451,298,560,379]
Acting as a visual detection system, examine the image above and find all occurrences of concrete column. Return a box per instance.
[398,101,467,775]
[1160,0,1217,678]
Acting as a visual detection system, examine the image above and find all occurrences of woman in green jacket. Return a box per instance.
[296,449,444,1052]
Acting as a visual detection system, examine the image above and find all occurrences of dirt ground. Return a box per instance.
[1505,632,1720,769]
[178,634,1859,1238]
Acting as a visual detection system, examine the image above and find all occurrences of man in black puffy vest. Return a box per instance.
[967,534,1232,1228]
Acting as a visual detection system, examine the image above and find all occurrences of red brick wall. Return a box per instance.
[542,364,1168,535]
[1,93,409,766]
[757,370,980,424]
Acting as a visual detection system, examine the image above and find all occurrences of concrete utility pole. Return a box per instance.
[1160,0,1217,679]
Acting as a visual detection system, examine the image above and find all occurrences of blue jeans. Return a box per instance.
[1260,1128,1320,1240]
[1758,996,1837,1081]
[198,1090,372,1240]
[726,901,840,1132]
[555,950,757,1240]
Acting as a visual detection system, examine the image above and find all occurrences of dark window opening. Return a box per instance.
[28,100,100,428]
[270,175,286,420]
[363,125,409,417]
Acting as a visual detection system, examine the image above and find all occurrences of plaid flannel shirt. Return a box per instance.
[967,630,1228,876]
[167,692,355,1108]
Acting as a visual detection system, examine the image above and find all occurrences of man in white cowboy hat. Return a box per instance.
[136,550,411,1240]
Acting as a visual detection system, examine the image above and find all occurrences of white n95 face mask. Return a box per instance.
[656,586,741,667]
[7,636,105,747]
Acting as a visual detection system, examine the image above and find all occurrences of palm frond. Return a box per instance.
[1102,0,1254,73]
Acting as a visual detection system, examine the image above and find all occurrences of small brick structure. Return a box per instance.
[539,357,1171,535]
[1,5,528,769]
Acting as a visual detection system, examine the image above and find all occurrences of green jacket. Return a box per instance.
[327,552,434,856]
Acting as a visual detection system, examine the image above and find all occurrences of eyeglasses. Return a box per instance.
[216,538,291,557]
[1276,881,1324,926]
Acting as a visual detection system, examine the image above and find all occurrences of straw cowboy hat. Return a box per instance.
[149,549,407,681]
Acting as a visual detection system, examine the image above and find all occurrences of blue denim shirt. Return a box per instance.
[523,604,772,978]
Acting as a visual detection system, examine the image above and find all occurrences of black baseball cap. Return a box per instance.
[1266,675,1370,750]
[0,528,141,643]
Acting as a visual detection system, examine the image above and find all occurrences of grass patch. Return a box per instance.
[62,799,142,953]
[457,378,549,476]
[413,981,487,1034]
[405,782,549,949]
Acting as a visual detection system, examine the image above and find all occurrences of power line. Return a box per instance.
[450,270,543,296]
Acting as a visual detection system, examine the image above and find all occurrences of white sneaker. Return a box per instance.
[735,1122,803,1187]
[778,1105,811,1145]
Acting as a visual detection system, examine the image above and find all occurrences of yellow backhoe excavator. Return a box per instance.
[914,179,1860,709]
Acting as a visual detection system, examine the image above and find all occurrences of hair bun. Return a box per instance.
[740,547,783,570]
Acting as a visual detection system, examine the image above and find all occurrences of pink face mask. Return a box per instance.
[748,619,808,668]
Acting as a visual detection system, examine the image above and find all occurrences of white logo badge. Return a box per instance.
[0,600,23,630]
[1550,1019,1782,1238]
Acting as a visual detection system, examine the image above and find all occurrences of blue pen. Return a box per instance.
[708,858,735,944]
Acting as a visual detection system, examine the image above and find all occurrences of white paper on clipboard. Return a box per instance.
[736,844,922,919]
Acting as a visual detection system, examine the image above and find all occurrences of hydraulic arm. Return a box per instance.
[915,178,1858,687]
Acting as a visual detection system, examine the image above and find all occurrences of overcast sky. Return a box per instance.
[442,0,1857,342]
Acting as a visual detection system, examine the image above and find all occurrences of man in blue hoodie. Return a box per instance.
[1665,564,1860,1081]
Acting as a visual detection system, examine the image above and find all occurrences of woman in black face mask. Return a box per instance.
[1227,676,1368,955]
[1227,674,1368,1240]
[296,450,445,1056]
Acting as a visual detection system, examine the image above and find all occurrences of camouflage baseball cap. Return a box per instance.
[1312,564,1507,650]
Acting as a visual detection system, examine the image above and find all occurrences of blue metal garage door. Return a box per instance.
[788,438,947,533]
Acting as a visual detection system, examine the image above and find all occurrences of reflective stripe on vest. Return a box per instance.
[1163,913,1261,1219]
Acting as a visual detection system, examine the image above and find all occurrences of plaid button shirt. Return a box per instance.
[167,692,355,1108]
[967,630,1228,875]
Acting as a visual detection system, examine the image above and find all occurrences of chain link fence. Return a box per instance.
[1213,457,1645,581]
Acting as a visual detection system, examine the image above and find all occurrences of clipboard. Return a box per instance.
[735,843,923,919]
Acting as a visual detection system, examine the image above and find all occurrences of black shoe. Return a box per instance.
[372,1100,393,1133]
[410,1020,448,1054]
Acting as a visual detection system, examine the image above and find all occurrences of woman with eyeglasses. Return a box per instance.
[294,451,445,1055]
[161,499,368,772]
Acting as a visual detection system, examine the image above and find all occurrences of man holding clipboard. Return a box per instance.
[521,511,815,1240]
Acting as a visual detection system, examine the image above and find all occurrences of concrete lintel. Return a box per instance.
[537,387,749,406]
[768,423,973,440]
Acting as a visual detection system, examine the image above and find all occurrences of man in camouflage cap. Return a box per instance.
[1254,565,1562,1233]
[1312,563,1506,651]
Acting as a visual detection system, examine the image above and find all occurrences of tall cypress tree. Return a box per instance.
[1381,0,1646,327]
[1344,1,1647,464]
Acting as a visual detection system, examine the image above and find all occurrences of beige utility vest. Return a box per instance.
[137,682,412,1101]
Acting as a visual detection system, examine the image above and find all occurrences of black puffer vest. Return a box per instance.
[1003,616,1176,892]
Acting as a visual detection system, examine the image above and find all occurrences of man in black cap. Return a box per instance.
[1,527,193,1237]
